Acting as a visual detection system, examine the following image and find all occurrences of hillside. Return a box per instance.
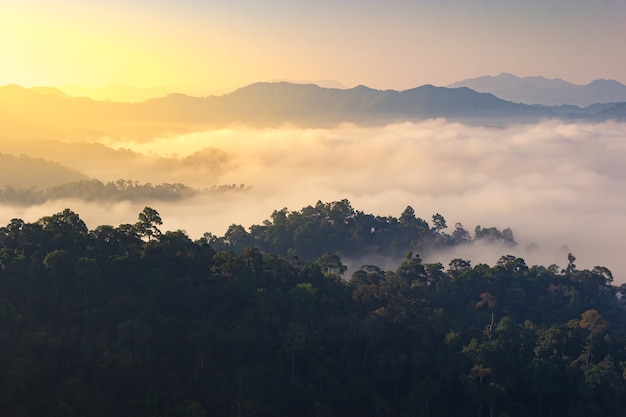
[3,82,625,141]
[0,153,87,188]
[449,73,626,106]
[0,204,623,417]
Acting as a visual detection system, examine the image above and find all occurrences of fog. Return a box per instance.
[2,119,625,282]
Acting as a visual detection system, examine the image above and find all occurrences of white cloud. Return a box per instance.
[2,119,626,282]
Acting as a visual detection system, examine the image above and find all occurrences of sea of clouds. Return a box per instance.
[2,119,625,281]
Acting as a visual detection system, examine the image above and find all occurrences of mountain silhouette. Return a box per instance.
[1,81,625,140]
[449,73,626,106]
[217,82,541,119]
[0,153,87,188]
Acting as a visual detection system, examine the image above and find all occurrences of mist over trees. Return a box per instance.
[205,199,516,261]
[0,180,247,205]
[1,203,625,417]
[2,116,626,281]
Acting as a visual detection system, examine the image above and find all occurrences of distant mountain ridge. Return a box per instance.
[0,153,87,188]
[60,84,181,103]
[205,82,546,124]
[1,81,625,140]
[448,73,626,106]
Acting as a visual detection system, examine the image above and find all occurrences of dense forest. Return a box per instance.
[0,202,625,417]
[0,180,246,205]
[205,199,516,261]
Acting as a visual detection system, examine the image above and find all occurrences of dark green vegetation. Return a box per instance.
[0,180,246,205]
[1,202,625,417]
[206,200,515,261]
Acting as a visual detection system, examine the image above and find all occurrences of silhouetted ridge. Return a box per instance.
[217,82,540,122]
[1,81,625,139]
[450,73,626,106]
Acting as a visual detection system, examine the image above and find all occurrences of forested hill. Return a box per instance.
[205,199,517,261]
[1,204,625,417]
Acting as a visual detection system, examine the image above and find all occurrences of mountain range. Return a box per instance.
[448,73,626,106]
[1,80,625,141]
[0,153,87,188]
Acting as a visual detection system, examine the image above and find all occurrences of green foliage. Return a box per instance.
[0,180,248,205]
[209,200,516,261]
[0,204,624,417]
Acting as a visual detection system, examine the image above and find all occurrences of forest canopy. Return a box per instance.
[0,202,624,417]
[204,199,516,261]
[0,179,246,205]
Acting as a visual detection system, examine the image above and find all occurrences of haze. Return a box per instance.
[2,0,625,279]
[2,0,625,97]
[2,119,625,282]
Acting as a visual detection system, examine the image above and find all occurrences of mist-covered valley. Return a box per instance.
[2,118,625,282]
[4,0,626,413]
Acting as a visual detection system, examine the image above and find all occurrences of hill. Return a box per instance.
[0,204,624,416]
[449,73,626,106]
[1,82,625,141]
[0,153,87,188]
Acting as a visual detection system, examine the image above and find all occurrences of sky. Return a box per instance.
[2,0,625,93]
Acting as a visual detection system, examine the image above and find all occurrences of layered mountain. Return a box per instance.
[0,153,87,188]
[213,82,542,122]
[449,73,626,106]
[60,84,180,103]
[1,82,625,141]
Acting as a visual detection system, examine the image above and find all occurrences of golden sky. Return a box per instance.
[2,0,625,95]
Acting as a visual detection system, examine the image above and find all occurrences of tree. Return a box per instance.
[316,253,347,277]
[448,258,471,275]
[38,208,89,252]
[564,253,577,276]
[395,252,426,284]
[591,266,613,286]
[399,206,416,225]
[579,309,608,336]
[452,222,471,244]
[431,213,447,231]
[474,226,517,247]
[135,207,162,241]
[223,224,253,253]
[476,292,497,340]
[43,249,71,273]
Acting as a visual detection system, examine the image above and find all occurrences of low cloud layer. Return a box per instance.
[2,119,625,282]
